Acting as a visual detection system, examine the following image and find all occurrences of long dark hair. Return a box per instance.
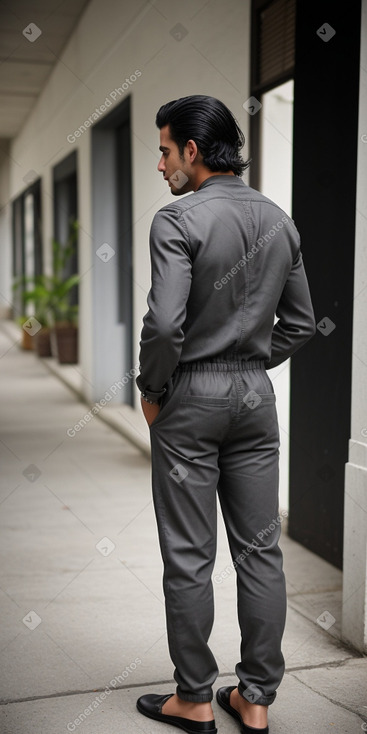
[156,95,250,176]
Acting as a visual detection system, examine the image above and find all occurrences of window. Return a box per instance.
[12,179,42,317]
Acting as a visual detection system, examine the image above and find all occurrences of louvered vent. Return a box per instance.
[258,0,296,87]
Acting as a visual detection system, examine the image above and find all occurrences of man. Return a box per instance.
[135,95,316,734]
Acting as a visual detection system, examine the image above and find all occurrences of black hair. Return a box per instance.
[156,95,250,176]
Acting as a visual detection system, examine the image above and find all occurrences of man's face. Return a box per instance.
[157,125,193,195]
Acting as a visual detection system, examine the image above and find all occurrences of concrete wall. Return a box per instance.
[342,0,367,654]
[5,0,251,404]
[260,80,294,511]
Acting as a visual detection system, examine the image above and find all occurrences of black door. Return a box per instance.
[289,0,361,568]
[250,0,361,568]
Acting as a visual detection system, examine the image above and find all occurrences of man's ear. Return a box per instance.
[186,139,199,164]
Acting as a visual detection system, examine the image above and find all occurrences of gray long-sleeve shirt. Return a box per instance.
[136,175,316,402]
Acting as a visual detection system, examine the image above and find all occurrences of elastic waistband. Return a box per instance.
[176,357,265,372]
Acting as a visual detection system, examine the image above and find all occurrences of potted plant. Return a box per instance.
[48,222,80,364]
[49,274,79,363]
[12,278,38,351]
[15,314,35,350]
[12,221,80,363]
[22,277,54,357]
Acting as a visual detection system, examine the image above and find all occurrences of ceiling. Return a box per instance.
[0,0,91,139]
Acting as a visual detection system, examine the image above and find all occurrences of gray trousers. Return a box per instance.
[149,356,287,705]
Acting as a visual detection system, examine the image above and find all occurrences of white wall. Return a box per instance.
[260,81,294,511]
[1,0,300,515]
[6,0,251,402]
[342,0,367,654]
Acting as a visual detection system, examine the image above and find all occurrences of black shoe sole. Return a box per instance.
[136,699,218,734]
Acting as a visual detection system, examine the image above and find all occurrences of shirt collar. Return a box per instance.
[197,174,246,191]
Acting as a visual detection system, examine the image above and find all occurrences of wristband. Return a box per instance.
[141,393,159,405]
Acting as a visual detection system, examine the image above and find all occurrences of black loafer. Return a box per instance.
[216,686,269,734]
[136,692,217,733]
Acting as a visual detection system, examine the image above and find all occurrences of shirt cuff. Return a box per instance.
[136,374,167,403]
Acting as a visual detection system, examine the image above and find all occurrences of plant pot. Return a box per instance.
[52,324,78,364]
[50,328,58,359]
[35,327,52,357]
[20,326,34,350]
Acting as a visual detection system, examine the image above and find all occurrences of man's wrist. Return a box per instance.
[141,393,159,405]
[136,373,166,404]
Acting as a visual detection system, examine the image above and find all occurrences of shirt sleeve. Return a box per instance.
[264,249,316,370]
[136,207,192,401]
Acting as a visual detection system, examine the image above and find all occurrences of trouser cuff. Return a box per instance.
[176,686,213,703]
[238,683,277,706]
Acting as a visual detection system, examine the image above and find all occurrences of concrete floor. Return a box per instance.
[0,322,366,733]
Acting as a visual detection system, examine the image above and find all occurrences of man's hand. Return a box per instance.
[141,397,160,426]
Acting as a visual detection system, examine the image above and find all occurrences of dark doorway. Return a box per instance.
[116,116,133,394]
[250,0,361,568]
[53,152,78,307]
[289,1,361,568]
[12,178,42,318]
[92,96,133,406]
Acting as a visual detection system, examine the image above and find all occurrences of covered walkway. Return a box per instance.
[0,323,366,733]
